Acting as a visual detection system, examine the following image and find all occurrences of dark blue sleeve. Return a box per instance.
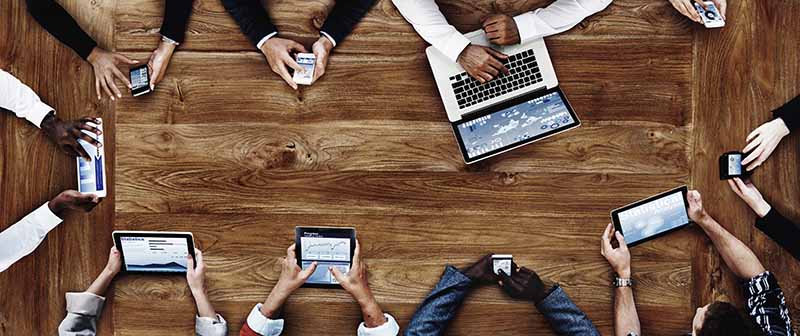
[404,266,473,336]
[773,95,800,132]
[755,209,800,262]
[535,285,601,336]
[25,0,98,60]
[319,0,377,45]
[160,0,195,43]
[220,0,277,47]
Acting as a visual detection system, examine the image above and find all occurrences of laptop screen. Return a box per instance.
[452,87,580,162]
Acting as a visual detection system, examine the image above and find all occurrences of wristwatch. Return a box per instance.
[613,277,634,288]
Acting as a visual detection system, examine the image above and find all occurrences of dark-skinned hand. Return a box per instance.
[499,264,550,304]
[482,14,521,45]
[48,190,100,217]
[461,254,499,284]
[457,45,509,83]
[40,114,102,160]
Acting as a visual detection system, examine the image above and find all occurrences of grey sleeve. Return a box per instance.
[57,292,106,336]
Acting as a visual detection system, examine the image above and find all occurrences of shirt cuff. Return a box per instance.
[256,32,279,50]
[196,314,228,336]
[357,314,400,336]
[320,31,337,47]
[65,292,106,317]
[246,304,284,336]
[32,203,63,231]
[438,33,471,63]
[27,102,55,128]
[513,11,556,44]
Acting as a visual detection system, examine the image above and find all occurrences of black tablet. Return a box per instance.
[112,231,195,273]
[295,227,356,288]
[611,186,691,247]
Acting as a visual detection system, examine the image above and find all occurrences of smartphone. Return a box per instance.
[694,1,725,28]
[76,118,107,198]
[719,151,748,180]
[129,64,151,96]
[491,254,513,276]
[293,53,316,85]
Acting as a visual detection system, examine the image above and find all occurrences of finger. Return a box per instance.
[111,246,119,254]
[742,136,762,154]
[186,253,195,271]
[683,1,701,21]
[486,56,509,75]
[614,231,628,250]
[275,63,298,90]
[482,15,501,26]
[284,56,305,75]
[111,66,131,91]
[498,269,510,279]
[746,127,762,142]
[727,179,742,196]
[79,116,101,124]
[71,143,91,160]
[115,53,139,65]
[76,130,102,147]
[478,71,494,83]
[733,177,749,192]
[693,0,708,9]
[94,76,102,100]
[194,249,204,266]
[287,244,297,261]
[353,240,361,263]
[486,31,501,40]
[300,261,318,279]
[78,122,101,135]
[482,65,499,77]
[330,265,345,282]
[102,74,118,101]
[485,48,509,60]
[717,0,726,18]
[742,147,763,167]
[287,41,308,53]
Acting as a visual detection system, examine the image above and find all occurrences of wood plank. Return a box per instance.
[115,37,692,126]
[116,169,688,215]
[113,0,694,53]
[116,123,690,174]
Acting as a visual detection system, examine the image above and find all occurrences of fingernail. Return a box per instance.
[117,94,122,98]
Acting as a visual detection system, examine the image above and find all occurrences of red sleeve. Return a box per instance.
[240,322,261,336]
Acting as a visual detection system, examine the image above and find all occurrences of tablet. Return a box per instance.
[76,118,106,198]
[611,186,691,247]
[295,227,356,288]
[112,231,195,273]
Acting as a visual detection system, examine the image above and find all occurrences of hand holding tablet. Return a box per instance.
[611,186,692,247]
[295,227,356,288]
[112,231,195,273]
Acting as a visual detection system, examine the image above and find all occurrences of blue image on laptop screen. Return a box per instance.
[617,192,689,244]
[456,91,575,159]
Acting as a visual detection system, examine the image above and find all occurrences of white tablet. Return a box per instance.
[112,231,195,273]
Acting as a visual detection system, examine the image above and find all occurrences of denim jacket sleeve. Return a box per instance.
[404,265,473,336]
[536,285,601,336]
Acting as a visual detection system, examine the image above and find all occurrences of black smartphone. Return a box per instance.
[719,151,748,180]
[129,64,151,97]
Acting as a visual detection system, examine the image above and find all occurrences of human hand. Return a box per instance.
[48,190,100,216]
[482,14,520,46]
[186,249,207,293]
[600,223,631,278]
[330,241,387,328]
[669,0,727,23]
[40,115,102,160]
[457,45,509,83]
[259,37,307,90]
[311,36,333,84]
[261,244,317,318]
[742,118,791,171]
[686,190,709,223]
[498,264,549,303]
[727,178,771,217]
[147,41,177,90]
[87,47,138,101]
[461,254,498,284]
[105,246,122,275]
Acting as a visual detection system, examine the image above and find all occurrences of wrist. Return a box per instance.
[317,36,334,51]
[360,298,386,328]
[87,47,101,63]
[158,40,177,53]
[40,112,57,131]
[754,201,772,218]
[261,288,289,318]
[48,197,66,216]
[774,118,791,137]
[616,268,631,279]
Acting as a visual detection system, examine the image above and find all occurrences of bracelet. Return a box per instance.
[161,35,180,46]
[613,277,634,288]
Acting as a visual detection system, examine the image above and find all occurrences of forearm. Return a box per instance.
[260,288,289,318]
[514,0,612,42]
[406,266,472,334]
[614,287,640,336]
[25,0,98,59]
[755,209,800,261]
[192,288,218,319]
[391,0,469,62]
[697,216,765,279]
[357,296,387,328]
[86,269,117,296]
[0,70,55,128]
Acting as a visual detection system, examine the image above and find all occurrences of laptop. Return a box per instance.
[426,30,580,164]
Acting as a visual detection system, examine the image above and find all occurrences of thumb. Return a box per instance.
[615,231,628,250]
[288,41,307,53]
[329,266,345,282]
[300,261,318,280]
[498,269,511,283]
[186,254,195,273]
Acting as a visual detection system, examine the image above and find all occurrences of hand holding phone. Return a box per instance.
[694,1,725,28]
[130,64,152,96]
[292,53,316,86]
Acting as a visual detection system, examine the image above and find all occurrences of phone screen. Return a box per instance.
[728,154,742,175]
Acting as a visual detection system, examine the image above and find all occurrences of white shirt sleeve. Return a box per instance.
[196,314,228,336]
[391,0,471,63]
[0,70,55,128]
[0,203,63,272]
[246,303,285,336]
[357,314,400,336]
[513,0,613,43]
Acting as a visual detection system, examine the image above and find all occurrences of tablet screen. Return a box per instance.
[454,88,578,161]
[299,234,352,285]
[119,236,191,273]
[615,189,689,245]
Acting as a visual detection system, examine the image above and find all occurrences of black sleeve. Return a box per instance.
[25,0,98,60]
[773,95,800,132]
[160,0,195,44]
[755,208,800,261]
[319,0,377,45]
[220,0,277,47]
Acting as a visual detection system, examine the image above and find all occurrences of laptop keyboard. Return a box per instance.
[449,48,543,110]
